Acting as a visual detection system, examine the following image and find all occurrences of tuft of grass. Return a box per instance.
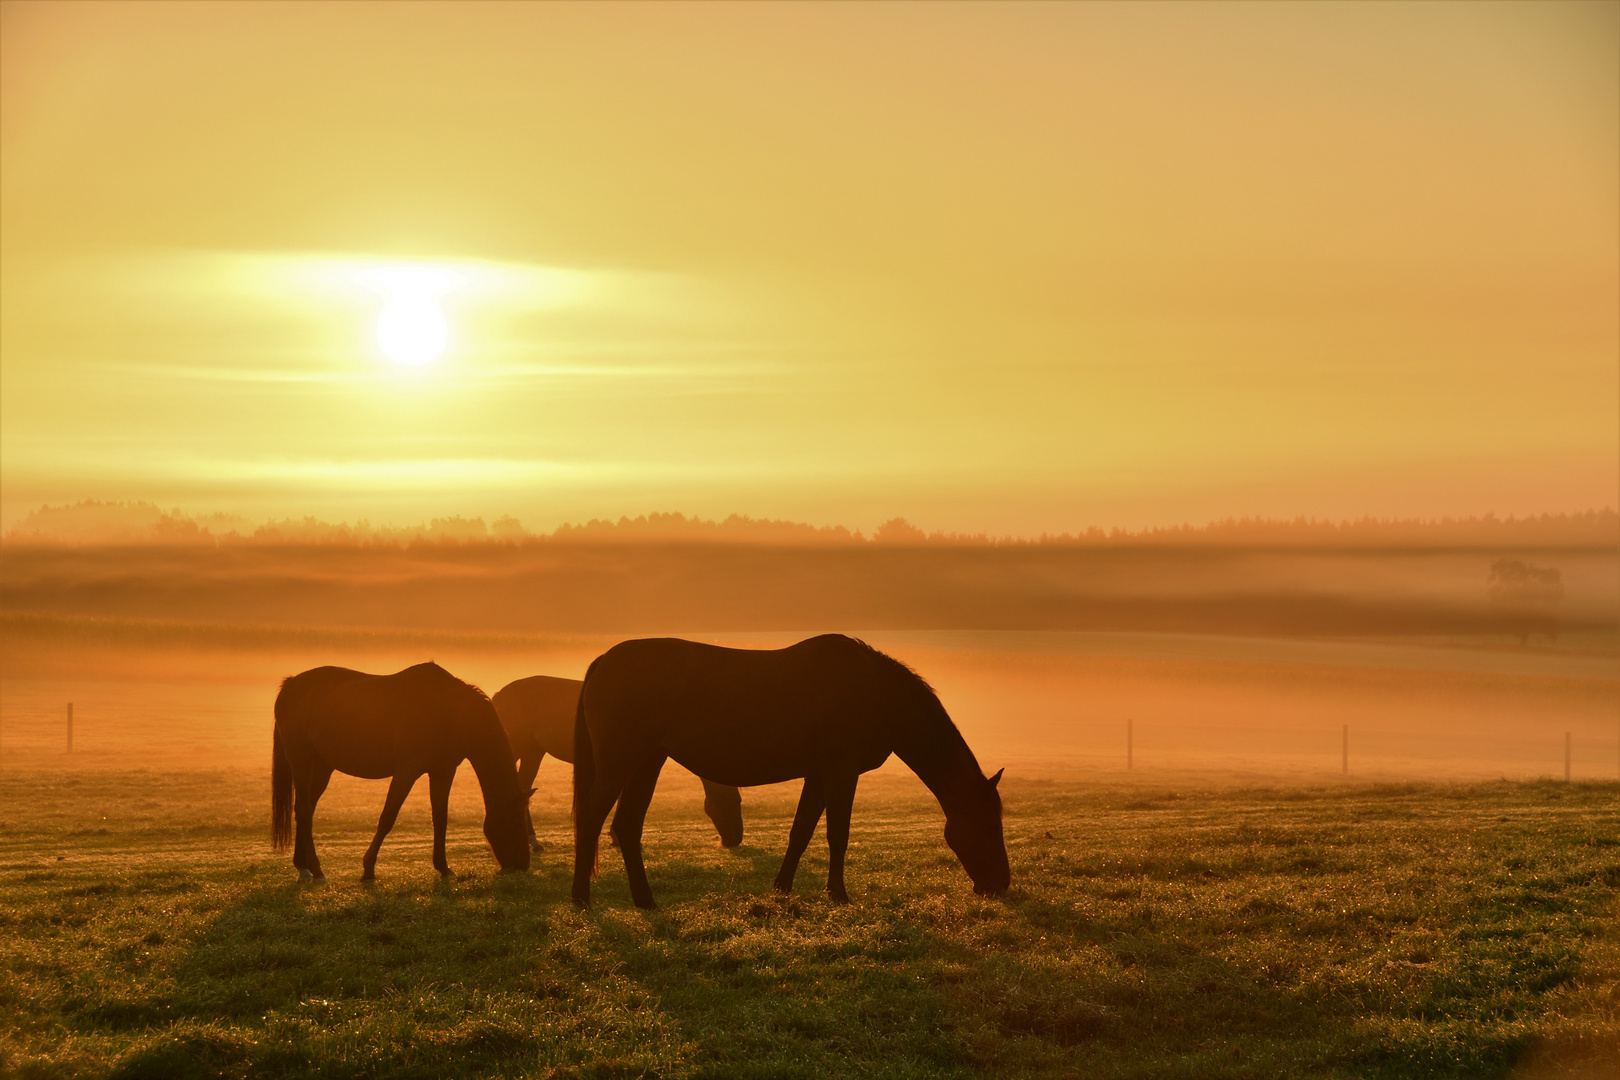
[0,771,1615,1078]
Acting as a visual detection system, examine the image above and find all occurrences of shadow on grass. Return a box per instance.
[29,781,1618,1080]
[88,845,974,1079]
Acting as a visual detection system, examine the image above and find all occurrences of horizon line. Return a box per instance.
[5,500,1617,548]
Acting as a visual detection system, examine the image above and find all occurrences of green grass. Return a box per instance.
[1,771,1615,1079]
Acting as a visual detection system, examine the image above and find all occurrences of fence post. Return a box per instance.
[67,703,74,754]
[1127,718,1133,770]
[1342,724,1348,776]
[1565,731,1571,783]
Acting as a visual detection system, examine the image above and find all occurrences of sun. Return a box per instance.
[354,264,459,367]
[376,295,449,366]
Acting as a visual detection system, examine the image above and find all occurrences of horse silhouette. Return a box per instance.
[572,634,1009,908]
[272,662,531,881]
[492,675,744,851]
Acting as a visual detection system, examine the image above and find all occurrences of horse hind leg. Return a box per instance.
[610,754,667,910]
[363,773,418,882]
[822,771,859,904]
[294,766,334,883]
[773,775,826,895]
[571,759,629,908]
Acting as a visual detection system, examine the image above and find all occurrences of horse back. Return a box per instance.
[276,662,500,778]
[580,636,913,785]
[492,676,582,762]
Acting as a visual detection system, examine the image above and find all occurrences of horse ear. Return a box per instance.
[528,788,537,798]
[988,768,1004,789]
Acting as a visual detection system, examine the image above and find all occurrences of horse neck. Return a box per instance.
[894,712,983,818]
[465,733,519,808]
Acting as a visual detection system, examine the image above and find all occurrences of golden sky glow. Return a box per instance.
[2,1,1616,534]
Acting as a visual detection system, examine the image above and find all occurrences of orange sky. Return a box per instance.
[2,1,1616,535]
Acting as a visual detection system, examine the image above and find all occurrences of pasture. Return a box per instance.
[2,619,1617,1076]
[2,768,1616,1079]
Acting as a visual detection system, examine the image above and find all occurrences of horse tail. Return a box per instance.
[573,662,598,880]
[271,722,293,851]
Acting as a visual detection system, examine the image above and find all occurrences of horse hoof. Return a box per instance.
[827,888,849,904]
[297,869,312,883]
[312,873,327,884]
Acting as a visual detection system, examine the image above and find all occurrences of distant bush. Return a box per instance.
[1488,558,1565,643]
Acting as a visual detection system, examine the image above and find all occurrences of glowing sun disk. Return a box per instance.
[376,296,449,366]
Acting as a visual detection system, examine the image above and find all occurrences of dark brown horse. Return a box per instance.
[272,663,531,881]
[572,635,1009,908]
[492,675,745,851]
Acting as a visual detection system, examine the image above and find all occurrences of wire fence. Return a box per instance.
[4,683,1616,782]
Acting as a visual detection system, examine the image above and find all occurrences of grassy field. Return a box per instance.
[1,769,1616,1079]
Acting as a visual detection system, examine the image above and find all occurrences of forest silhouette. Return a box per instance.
[2,503,1614,640]
[5,500,1616,549]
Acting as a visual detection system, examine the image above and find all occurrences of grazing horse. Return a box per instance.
[572,635,1009,909]
[272,663,531,881]
[492,675,745,851]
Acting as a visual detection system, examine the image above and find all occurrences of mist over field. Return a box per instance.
[5,506,1617,634]
[4,509,1616,785]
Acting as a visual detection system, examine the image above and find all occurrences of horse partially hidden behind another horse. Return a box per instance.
[272,663,531,881]
[573,634,1009,909]
[492,675,745,851]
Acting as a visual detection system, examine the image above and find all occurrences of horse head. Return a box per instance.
[712,808,744,849]
[485,787,535,872]
[703,782,745,849]
[943,767,1010,897]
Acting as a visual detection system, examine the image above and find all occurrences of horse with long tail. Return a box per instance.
[272,662,531,881]
[492,675,745,851]
[572,635,1009,909]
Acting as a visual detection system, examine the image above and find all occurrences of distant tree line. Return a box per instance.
[3,500,1616,550]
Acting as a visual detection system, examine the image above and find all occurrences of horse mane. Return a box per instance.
[842,636,938,694]
[835,635,982,780]
[840,637,972,747]
[402,660,492,703]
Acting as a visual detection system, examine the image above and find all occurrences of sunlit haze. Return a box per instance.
[2,1,1616,534]
[2,9,1618,1068]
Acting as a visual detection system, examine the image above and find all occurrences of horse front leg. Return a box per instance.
[428,767,455,877]
[294,766,333,883]
[363,772,419,881]
[516,751,545,852]
[610,753,668,910]
[773,775,825,895]
[823,771,859,904]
